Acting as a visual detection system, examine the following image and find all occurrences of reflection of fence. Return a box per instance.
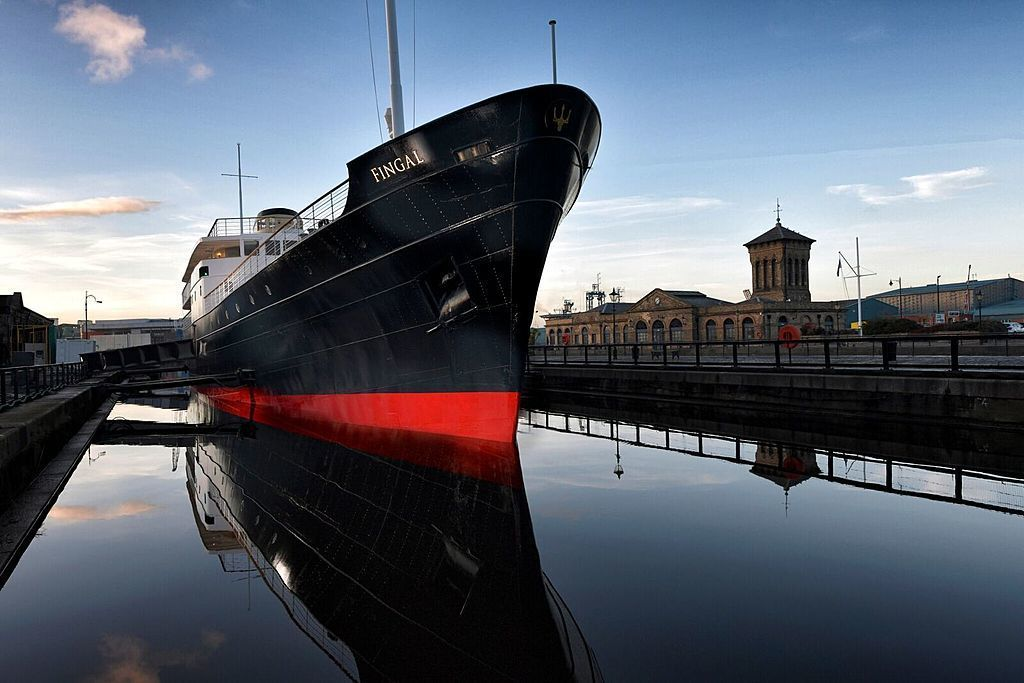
[0,362,87,412]
[523,409,1024,517]
[528,334,1024,373]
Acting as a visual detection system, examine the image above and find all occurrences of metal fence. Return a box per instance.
[205,180,350,309]
[0,362,88,411]
[528,334,1024,373]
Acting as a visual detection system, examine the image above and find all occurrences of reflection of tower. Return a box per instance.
[750,443,821,512]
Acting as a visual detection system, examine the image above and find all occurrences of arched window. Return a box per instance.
[824,315,834,333]
[548,330,555,345]
[602,326,611,343]
[555,328,562,345]
[763,258,769,287]
[742,317,755,340]
[755,261,761,290]
[635,321,649,343]
[581,327,589,345]
[801,315,812,325]
[787,258,792,285]
[771,258,777,287]
[652,320,665,343]
[705,319,717,341]
[778,315,788,327]
[669,318,683,342]
[622,324,630,343]
[723,318,735,340]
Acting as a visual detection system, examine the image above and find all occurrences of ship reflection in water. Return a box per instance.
[185,396,602,681]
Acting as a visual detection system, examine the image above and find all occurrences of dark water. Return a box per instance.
[1,399,1023,680]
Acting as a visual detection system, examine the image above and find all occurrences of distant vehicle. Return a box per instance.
[1002,321,1024,334]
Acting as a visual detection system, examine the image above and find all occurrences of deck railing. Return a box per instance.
[206,217,263,238]
[0,362,88,411]
[205,179,350,310]
[528,333,1024,373]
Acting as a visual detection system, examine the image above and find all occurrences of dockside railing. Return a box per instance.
[205,179,350,310]
[527,334,1024,373]
[0,362,88,412]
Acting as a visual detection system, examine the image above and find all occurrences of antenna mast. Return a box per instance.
[221,143,257,232]
[384,0,405,137]
[838,237,876,336]
[549,20,558,84]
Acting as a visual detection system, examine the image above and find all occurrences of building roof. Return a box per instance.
[871,277,1019,299]
[743,220,815,247]
[663,291,733,307]
[978,298,1024,317]
[595,302,634,314]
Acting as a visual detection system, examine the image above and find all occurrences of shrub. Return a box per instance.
[862,318,922,335]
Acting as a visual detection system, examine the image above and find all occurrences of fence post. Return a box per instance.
[732,343,738,367]
[662,344,668,367]
[694,342,701,368]
[1,371,5,405]
[543,345,548,366]
[950,338,960,372]
[563,346,568,365]
[774,341,781,368]
[824,340,831,369]
[607,344,612,366]
[584,344,589,365]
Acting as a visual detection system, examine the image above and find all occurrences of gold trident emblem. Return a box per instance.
[551,104,572,132]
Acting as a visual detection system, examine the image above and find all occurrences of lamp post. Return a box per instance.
[889,277,903,319]
[84,291,102,339]
[976,290,984,324]
[935,276,942,324]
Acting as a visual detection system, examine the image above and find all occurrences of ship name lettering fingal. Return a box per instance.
[370,149,427,183]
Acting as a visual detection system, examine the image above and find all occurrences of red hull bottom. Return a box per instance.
[198,387,520,443]
[196,387,522,486]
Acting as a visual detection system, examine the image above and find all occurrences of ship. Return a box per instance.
[181,79,599,444]
[186,398,603,680]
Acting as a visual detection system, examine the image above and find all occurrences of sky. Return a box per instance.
[0,0,1021,325]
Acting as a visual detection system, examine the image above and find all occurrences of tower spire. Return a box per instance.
[775,198,782,225]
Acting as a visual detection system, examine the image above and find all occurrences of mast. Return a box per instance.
[855,237,863,337]
[384,0,405,137]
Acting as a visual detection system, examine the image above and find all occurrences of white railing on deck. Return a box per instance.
[205,179,349,310]
[206,216,263,237]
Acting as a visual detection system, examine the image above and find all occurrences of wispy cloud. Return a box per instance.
[827,167,990,205]
[49,500,157,524]
[0,196,159,222]
[85,630,226,683]
[55,1,211,83]
[567,195,725,230]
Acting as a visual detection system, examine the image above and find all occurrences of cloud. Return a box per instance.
[55,1,146,83]
[568,195,725,229]
[49,500,157,523]
[55,2,211,83]
[827,167,990,205]
[0,196,159,223]
[188,62,214,82]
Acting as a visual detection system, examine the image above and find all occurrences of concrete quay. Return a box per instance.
[525,365,1024,430]
[0,376,112,507]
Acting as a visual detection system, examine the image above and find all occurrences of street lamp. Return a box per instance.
[610,287,622,356]
[84,291,102,339]
[889,277,903,319]
[935,276,942,324]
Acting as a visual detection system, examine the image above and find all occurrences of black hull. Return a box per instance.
[190,85,599,422]
[187,398,601,680]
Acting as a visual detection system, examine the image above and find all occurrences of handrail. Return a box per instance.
[204,179,350,309]
[527,333,1024,373]
[0,362,88,411]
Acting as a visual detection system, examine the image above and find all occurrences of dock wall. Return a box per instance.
[0,378,111,506]
[525,367,1024,429]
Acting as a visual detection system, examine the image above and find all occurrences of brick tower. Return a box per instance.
[744,212,814,303]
